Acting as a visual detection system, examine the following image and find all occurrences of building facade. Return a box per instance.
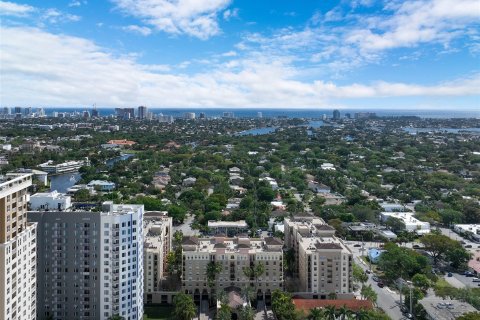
[28,202,144,320]
[0,173,37,320]
[143,213,172,294]
[182,236,283,304]
[284,217,354,298]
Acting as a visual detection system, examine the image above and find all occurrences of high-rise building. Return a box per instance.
[199,112,206,119]
[181,235,283,302]
[2,107,10,115]
[138,106,148,119]
[222,112,234,118]
[143,212,172,293]
[28,201,144,320]
[0,173,37,320]
[332,109,341,120]
[184,112,195,120]
[284,217,354,298]
[354,112,376,119]
[24,107,32,117]
[257,112,263,118]
[344,113,351,119]
[115,108,135,120]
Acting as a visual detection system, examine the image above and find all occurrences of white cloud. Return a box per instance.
[0,1,34,16]
[1,26,478,108]
[223,8,238,21]
[42,8,81,23]
[122,25,152,36]
[112,0,231,39]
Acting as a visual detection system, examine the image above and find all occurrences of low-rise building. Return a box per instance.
[38,158,90,174]
[284,217,354,298]
[308,181,331,193]
[453,224,480,242]
[29,190,71,211]
[87,180,116,191]
[419,297,477,320]
[207,220,248,236]
[181,235,283,304]
[379,212,430,234]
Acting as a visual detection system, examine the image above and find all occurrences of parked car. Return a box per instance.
[353,244,361,247]
[465,245,473,248]
[464,271,474,277]
[372,276,379,282]
[447,272,453,277]
[412,244,420,249]
[472,278,480,282]
[377,282,385,288]
[366,269,372,274]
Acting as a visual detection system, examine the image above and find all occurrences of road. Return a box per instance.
[438,227,479,255]
[347,241,406,320]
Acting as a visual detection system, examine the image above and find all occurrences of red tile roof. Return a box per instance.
[293,299,373,312]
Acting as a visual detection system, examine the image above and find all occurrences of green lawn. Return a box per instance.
[143,305,173,320]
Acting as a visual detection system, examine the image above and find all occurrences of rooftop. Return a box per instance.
[182,236,283,253]
[292,299,373,312]
[419,297,477,320]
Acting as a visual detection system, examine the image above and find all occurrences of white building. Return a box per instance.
[87,180,116,191]
[320,163,336,171]
[0,173,37,320]
[29,190,71,211]
[207,220,249,236]
[380,212,431,234]
[453,224,480,242]
[38,157,90,174]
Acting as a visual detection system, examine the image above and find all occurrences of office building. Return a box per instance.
[332,109,340,120]
[143,212,172,293]
[28,202,144,320]
[138,106,148,119]
[182,235,283,303]
[284,217,354,298]
[0,173,37,320]
[199,112,206,119]
[158,115,174,123]
[379,211,430,234]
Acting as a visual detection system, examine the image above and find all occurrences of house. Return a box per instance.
[367,248,385,264]
[107,139,136,146]
[308,181,331,193]
[320,163,336,170]
[380,211,431,234]
[182,177,197,187]
[87,180,116,191]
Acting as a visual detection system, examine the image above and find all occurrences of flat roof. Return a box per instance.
[419,298,477,320]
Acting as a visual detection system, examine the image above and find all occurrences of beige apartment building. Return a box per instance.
[0,173,37,320]
[143,212,173,294]
[181,235,283,304]
[284,217,354,299]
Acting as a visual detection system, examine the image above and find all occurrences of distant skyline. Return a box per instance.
[0,0,479,110]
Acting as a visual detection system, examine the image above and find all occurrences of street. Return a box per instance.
[173,213,198,236]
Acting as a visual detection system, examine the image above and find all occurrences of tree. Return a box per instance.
[323,305,337,320]
[446,246,471,269]
[168,205,187,223]
[238,305,255,320]
[243,262,265,297]
[257,186,275,202]
[420,234,452,264]
[308,308,324,320]
[216,303,232,320]
[360,285,377,305]
[412,273,431,292]
[378,243,429,281]
[338,305,352,320]
[206,261,223,300]
[353,263,368,284]
[173,293,197,320]
[272,289,297,320]
[385,217,406,233]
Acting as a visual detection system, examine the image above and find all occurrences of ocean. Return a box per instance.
[43,107,480,119]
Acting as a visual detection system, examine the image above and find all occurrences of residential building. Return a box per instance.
[332,109,340,120]
[184,112,195,120]
[207,220,249,236]
[143,212,172,294]
[181,235,283,303]
[28,202,144,320]
[308,181,331,193]
[38,158,90,174]
[87,180,116,191]
[0,173,37,320]
[284,217,354,298]
[115,108,135,120]
[29,190,71,211]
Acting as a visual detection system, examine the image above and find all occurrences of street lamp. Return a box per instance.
[406,280,413,317]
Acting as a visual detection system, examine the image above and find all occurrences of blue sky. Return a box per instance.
[0,0,479,110]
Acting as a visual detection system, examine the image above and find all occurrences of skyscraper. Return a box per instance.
[333,109,341,120]
[138,106,148,119]
[29,202,144,320]
[0,173,37,320]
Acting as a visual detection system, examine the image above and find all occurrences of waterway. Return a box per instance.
[106,153,135,167]
[236,127,278,136]
[50,172,81,193]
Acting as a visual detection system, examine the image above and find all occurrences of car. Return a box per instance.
[353,244,361,247]
[447,272,453,277]
[377,282,385,288]
[465,245,473,248]
[405,313,413,319]
[460,240,466,244]
[366,269,372,274]
[464,271,475,277]
[372,276,379,282]
[472,278,480,282]
[412,244,420,249]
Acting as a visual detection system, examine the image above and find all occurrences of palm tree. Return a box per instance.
[324,305,337,320]
[238,305,256,320]
[354,309,370,320]
[173,292,197,320]
[207,261,223,302]
[243,261,265,300]
[308,307,325,320]
[338,305,351,320]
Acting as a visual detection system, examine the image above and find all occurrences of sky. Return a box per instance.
[0,0,479,110]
